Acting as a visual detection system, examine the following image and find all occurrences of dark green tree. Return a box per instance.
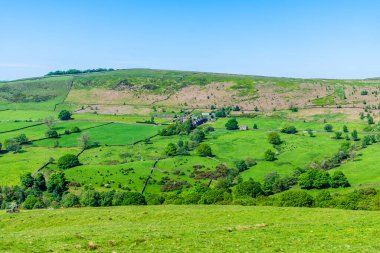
[225,118,239,130]
[58,110,72,120]
[57,154,80,169]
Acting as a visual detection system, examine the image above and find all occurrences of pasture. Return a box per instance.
[1,205,380,252]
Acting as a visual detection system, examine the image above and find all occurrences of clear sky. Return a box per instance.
[1,0,380,80]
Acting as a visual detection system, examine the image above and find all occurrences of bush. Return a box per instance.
[199,189,229,204]
[61,193,79,208]
[164,143,177,156]
[324,124,333,132]
[234,160,248,172]
[331,171,350,188]
[298,170,331,189]
[225,118,239,130]
[314,190,333,208]
[99,190,115,206]
[113,191,146,205]
[70,126,81,133]
[58,110,72,120]
[23,195,39,209]
[280,125,297,134]
[80,190,101,207]
[268,132,282,145]
[264,149,276,161]
[235,179,263,198]
[196,143,212,157]
[45,130,59,138]
[57,154,80,170]
[279,190,314,207]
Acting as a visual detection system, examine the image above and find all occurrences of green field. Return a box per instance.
[1,205,380,252]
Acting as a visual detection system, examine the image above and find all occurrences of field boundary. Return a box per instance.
[0,122,44,134]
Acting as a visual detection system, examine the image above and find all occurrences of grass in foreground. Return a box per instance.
[0,205,379,253]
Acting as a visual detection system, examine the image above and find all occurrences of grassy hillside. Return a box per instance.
[2,69,380,113]
[1,205,379,253]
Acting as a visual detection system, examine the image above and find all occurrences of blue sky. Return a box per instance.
[1,0,380,80]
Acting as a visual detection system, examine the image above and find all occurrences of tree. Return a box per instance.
[235,178,263,198]
[280,125,297,134]
[80,133,92,149]
[264,149,276,161]
[47,171,68,198]
[57,154,80,170]
[164,143,177,156]
[4,139,21,152]
[279,190,314,207]
[298,170,331,189]
[61,193,80,208]
[34,173,47,191]
[196,143,212,157]
[368,116,374,125]
[58,110,72,120]
[234,160,248,172]
[324,124,333,132]
[190,129,205,143]
[44,116,54,129]
[112,191,146,205]
[45,130,59,138]
[14,134,28,144]
[335,132,343,139]
[351,130,359,141]
[268,132,282,145]
[80,189,101,207]
[23,195,40,209]
[343,125,348,133]
[331,171,350,188]
[253,123,258,129]
[20,173,34,188]
[225,118,239,130]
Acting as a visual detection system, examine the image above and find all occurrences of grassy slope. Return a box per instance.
[1,205,379,253]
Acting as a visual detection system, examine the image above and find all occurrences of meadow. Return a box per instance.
[1,205,380,252]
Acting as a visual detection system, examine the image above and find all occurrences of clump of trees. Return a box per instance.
[57,154,80,170]
[225,118,239,130]
[280,125,297,134]
[46,68,114,76]
[58,110,72,120]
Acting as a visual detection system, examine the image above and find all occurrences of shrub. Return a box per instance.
[264,149,276,161]
[57,154,80,170]
[80,190,101,207]
[298,170,331,189]
[47,171,68,198]
[45,130,59,138]
[113,191,146,205]
[324,124,333,132]
[235,179,263,198]
[61,193,80,208]
[23,195,39,209]
[196,143,212,157]
[314,190,333,208]
[199,189,228,204]
[279,190,314,207]
[280,125,297,134]
[58,110,72,120]
[331,171,350,188]
[20,173,34,188]
[164,143,177,156]
[100,190,115,206]
[70,126,81,133]
[225,118,239,130]
[268,132,282,145]
[234,160,248,172]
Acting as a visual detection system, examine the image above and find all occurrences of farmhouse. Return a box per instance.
[240,125,248,131]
